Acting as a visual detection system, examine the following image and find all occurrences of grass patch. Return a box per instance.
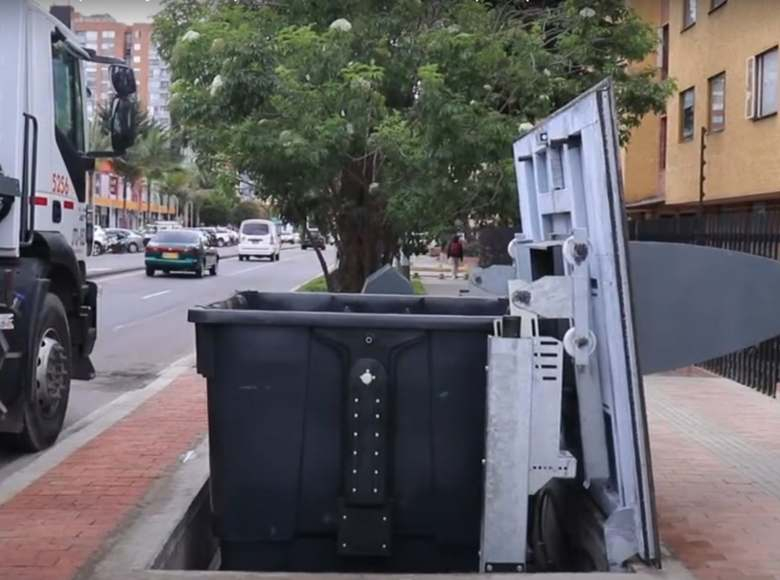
[298,275,329,292]
[298,274,427,294]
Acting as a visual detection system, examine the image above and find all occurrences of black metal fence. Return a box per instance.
[629,210,780,397]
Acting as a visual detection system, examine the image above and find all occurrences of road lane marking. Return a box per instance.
[227,265,266,277]
[112,308,181,332]
[141,290,171,300]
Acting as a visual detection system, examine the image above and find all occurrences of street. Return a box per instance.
[0,247,333,472]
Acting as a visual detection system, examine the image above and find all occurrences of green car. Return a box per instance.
[144,230,219,277]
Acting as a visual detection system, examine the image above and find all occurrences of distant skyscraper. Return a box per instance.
[72,13,171,127]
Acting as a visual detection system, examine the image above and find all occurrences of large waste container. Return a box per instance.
[189,291,508,573]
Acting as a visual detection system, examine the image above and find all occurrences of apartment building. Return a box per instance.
[624,0,780,213]
[72,14,171,127]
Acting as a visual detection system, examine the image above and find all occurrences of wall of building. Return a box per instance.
[625,0,780,210]
[623,0,664,205]
[665,0,780,206]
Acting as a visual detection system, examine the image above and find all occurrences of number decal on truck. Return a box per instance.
[52,173,70,195]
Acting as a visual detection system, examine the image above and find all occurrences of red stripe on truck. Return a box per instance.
[63,200,74,209]
[33,196,48,206]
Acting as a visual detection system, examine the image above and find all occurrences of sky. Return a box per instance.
[41,1,163,23]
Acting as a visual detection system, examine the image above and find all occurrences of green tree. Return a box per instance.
[156,0,672,291]
[125,126,181,222]
[232,199,269,224]
[199,191,233,225]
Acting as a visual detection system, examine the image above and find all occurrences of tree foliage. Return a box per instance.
[232,199,270,224]
[199,192,233,225]
[155,0,672,290]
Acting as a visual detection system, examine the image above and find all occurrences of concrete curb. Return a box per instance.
[0,353,195,506]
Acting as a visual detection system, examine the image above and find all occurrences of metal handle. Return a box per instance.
[21,113,38,246]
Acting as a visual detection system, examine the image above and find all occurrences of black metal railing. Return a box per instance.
[630,210,780,397]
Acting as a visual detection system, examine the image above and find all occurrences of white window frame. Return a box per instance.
[708,72,726,132]
[755,47,779,119]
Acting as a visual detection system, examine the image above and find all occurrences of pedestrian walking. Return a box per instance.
[447,234,464,279]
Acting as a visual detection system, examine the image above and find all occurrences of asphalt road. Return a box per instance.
[85,245,242,276]
[0,246,334,472]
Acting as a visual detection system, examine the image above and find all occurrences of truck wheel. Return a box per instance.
[128,242,139,253]
[13,294,72,452]
[94,242,104,256]
[146,267,155,277]
[195,262,204,278]
[217,239,225,247]
[210,259,218,276]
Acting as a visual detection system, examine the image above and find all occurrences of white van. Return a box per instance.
[238,219,281,261]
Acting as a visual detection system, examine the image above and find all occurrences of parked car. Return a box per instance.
[238,219,281,261]
[140,225,159,246]
[145,229,219,277]
[215,227,238,246]
[106,228,144,253]
[93,225,108,255]
[279,231,296,244]
[301,229,326,250]
[197,227,220,247]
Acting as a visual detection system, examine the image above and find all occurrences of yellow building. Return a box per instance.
[624,0,780,212]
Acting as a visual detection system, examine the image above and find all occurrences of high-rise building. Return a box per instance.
[72,13,171,127]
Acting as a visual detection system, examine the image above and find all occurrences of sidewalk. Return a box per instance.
[0,293,779,577]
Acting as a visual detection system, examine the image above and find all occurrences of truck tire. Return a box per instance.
[11,294,72,452]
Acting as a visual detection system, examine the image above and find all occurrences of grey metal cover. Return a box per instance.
[512,80,658,564]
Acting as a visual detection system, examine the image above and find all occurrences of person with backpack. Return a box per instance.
[447,234,464,279]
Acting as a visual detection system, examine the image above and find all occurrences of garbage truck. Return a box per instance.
[0,0,136,451]
[190,79,780,573]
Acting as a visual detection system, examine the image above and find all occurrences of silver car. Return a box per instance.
[106,228,144,253]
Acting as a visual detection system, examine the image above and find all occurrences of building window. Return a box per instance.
[683,0,696,28]
[660,25,669,80]
[708,73,726,132]
[659,116,667,170]
[756,47,778,118]
[710,0,727,11]
[680,88,695,141]
[85,30,98,41]
[103,30,115,39]
[133,55,142,64]
[134,43,142,51]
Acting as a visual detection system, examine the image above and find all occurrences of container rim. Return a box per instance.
[188,308,503,330]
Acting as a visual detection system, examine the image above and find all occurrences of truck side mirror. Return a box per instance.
[110,65,137,98]
[109,97,136,155]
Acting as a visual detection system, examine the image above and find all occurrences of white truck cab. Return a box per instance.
[0,0,136,451]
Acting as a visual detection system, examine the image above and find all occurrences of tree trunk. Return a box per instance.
[332,160,397,293]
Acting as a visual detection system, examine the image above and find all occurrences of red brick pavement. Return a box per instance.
[648,375,780,580]
[1,367,779,580]
[0,372,206,580]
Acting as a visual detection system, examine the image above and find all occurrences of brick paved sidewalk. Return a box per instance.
[0,371,206,580]
[1,340,778,579]
[647,372,780,580]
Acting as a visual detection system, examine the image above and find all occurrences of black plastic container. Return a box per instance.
[189,291,508,573]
